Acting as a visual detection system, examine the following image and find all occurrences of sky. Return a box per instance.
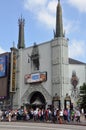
[0,0,86,63]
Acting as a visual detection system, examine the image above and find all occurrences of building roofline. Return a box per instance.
[69,58,86,65]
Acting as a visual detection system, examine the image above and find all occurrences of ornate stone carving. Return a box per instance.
[21,84,52,104]
[31,43,39,70]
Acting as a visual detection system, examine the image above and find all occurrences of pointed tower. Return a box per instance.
[51,0,69,109]
[17,16,25,49]
[55,0,63,37]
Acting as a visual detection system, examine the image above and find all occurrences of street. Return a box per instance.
[0,122,85,130]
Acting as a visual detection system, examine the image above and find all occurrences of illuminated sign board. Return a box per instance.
[0,55,7,77]
[25,72,47,84]
[31,73,40,82]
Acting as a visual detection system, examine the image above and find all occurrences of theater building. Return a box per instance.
[0,0,86,110]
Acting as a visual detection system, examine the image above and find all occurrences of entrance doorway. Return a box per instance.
[29,91,46,109]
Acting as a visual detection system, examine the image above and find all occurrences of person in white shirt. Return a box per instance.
[75,109,80,122]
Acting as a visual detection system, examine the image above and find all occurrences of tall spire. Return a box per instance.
[17,16,25,49]
[55,0,63,37]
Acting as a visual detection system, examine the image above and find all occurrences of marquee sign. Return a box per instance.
[25,72,47,84]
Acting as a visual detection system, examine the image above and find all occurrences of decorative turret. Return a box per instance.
[17,16,25,49]
[55,0,64,37]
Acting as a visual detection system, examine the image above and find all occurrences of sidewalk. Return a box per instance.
[77,115,86,125]
[28,115,86,126]
[0,115,86,126]
[46,115,86,126]
[62,115,86,126]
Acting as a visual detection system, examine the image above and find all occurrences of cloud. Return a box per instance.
[63,19,80,36]
[69,40,86,60]
[24,0,47,12]
[47,0,57,14]
[0,47,5,54]
[23,0,57,29]
[38,10,55,28]
[23,0,80,33]
[67,0,86,13]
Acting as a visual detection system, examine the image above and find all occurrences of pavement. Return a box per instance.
[72,115,86,126]
[1,114,86,126]
[25,115,86,126]
[39,115,86,126]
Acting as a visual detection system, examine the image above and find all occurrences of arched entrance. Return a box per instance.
[29,91,46,110]
[21,84,52,110]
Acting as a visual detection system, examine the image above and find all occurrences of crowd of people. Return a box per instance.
[0,107,85,124]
